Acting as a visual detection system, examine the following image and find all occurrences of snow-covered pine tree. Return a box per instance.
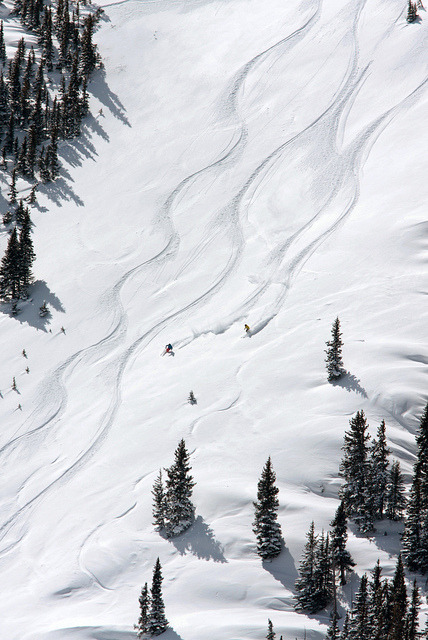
[369,419,390,519]
[325,317,345,382]
[164,439,195,538]
[152,470,166,531]
[367,560,385,640]
[295,521,320,613]
[253,457,283,560]
[266,619,275,640]
[313,530,334,611]
[148,558,168,636]
[0,227,21,299]
[405,579,421,640]
[136,582,150,638]
[188,390,197,405]
[325,611,340,640]
[339,410,374,533]
[385,460,406,521]
[8,169,17,204]
[388,554,407,640]
[407,0,418,22]
[339,612,350,640]
[330,500,355,585]
[18,206,35,296]
[348,573,369,640]
[403,401,428,572]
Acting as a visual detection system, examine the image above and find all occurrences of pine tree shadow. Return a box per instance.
[89,68,130,127]
[367,519,404,558]
[262,545,298,591]
[332,372,367,398]
[166,515,227,562]
[0,280,65,331]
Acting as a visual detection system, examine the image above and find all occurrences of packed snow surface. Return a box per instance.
[0,0,427,637]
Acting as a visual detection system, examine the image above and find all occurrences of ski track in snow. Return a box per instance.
[0,0,325,548]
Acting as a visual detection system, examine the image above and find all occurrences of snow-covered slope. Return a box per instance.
[0,0,427,637]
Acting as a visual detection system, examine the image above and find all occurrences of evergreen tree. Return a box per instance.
[348,574,370,640]
[295,521,328,613]
[18,206,35,295]
[385,460,406,521]
[0,73,9,133]
[267,619,275,640]
[8,168,17,204]
[330,500,355,585]
[407,0,418,22]
[314,530,334,610]
[0,21,6,64]
[152,469,166,531]
[403,401,428,572]
[325,317,345,382]
[136,582,150,638]
[80,14,97,80]
[369,420,390,519]
[405,579,420,640]
[148,558,168,636]
[253,457,283,560]
[367,560,385,640]
[46,129,60,179]
[325,612,340,640]
[388,554,407,640]
[0,228,21,299]
[164,439,195,538]
[339,410,374,533]
[339,611,350,640]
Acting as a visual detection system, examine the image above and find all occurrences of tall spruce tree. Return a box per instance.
[325,612,340,640]
[367,560,385,640]
[369,420,390,520]
[253,457,283,560]
[388,554,407,640]
[330,500,355,585]
[267,619,275,640]
[148,558,168,636]
[0,228,21,299]
[18,206,35,296]
[385,460,406,521]
[407,0,418,21]
[339,410,374,533]
[295,521,332,613]
[405,579,421,640]
[403,401,428,572]
[348,574,370,640]
[136,582,150,638]
[164,439,195,538]
[152,470,166,532]
[325,317,345,382]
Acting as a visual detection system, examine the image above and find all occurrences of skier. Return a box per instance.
[244,324,250,333]
[162,343,174,356]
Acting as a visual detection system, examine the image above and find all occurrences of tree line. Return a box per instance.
[0,0,101,304]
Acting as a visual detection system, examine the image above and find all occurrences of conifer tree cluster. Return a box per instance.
[135,558,168,638]
[0,0,101,302]
[402,401,428,573]
[253,457,283,560]
[0,3,99,183]
[295,523,332,613]
[152,439,195,538]
[339,411,405,532]
[295,506,354,614]
[327,555,422,640]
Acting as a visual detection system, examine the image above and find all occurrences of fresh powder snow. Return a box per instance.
[0,0,427,638]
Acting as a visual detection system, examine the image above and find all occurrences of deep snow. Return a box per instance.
[0,0,427,638]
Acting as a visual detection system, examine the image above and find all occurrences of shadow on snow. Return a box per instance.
[164,515,227,563]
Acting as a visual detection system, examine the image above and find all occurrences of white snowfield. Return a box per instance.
[0,0,427,637]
